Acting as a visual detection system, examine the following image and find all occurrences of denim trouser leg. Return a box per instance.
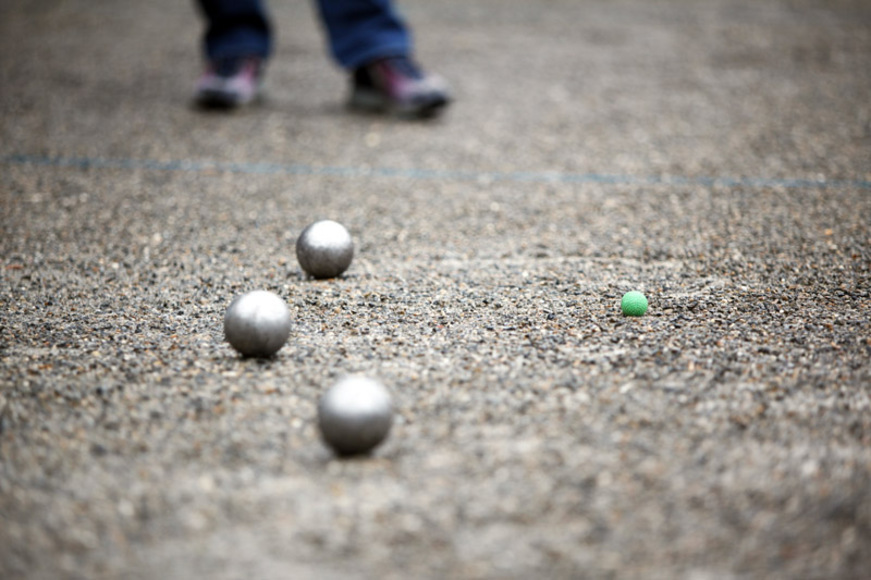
[197,0,273,61]
[198,1,411,69]
[314,0,412,69]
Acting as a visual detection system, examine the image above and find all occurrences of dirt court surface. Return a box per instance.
[1,1,870,578]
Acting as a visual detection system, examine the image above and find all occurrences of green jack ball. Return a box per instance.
[621,291,648,317]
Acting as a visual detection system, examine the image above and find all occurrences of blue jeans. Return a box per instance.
[198,0,412,69]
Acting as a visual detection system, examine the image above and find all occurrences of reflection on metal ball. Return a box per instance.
[296,220,354,279]
[318,376,393,456]
[223,290,291,357]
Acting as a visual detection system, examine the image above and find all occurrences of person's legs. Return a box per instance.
[315,0,410,69]
[198,0,273,61]
[315,0,450,117]
[194,0,272,108]
[192,0,450,115]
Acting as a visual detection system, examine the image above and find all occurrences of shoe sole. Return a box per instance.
[349,89,450,119]
[195,80,262,109]
[195,90,261,110]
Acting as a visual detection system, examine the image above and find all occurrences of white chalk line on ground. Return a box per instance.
[3,153,870,190]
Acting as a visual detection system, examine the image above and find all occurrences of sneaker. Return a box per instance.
[195,57,264,109]
[349,56,451,118]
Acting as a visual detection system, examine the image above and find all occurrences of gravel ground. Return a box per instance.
[1,0,870,578]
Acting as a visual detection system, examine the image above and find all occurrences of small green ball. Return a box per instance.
[621,291,648,317]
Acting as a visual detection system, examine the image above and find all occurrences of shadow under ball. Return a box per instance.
[223,290,291,357]
[296,220,354,279]
[318,376,394,456]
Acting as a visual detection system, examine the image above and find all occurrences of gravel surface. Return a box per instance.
[1,0,870,578]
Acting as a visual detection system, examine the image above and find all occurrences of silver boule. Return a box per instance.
[318,376,393,456]
[223,290,291,357]
[296,220,354,279]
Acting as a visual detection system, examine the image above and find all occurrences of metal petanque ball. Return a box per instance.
[296,220,354,279]
[223,290,291,357]
[318,376,394,456]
